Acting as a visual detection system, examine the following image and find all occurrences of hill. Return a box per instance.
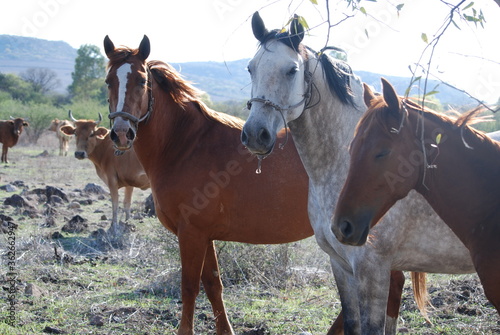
[0,35,473,106]
[0,35,76,92]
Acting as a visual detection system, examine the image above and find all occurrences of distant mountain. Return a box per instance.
[0,35,473,106]
[0,35,76,92]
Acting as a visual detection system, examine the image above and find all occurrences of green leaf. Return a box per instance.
[463,1,474,10]
[405,76,421,96]
[298,16,310,30]
[421,33,428,44]
[360,7,367,15]
[424,90,439,97]
[436,133,442,145]
[309,0,318,4]
[396,3,404,11]
[364,29,369,38]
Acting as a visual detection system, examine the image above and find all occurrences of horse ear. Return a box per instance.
[252,11,268,43]
[381,78,401,115]
[363,83,376,108]
[138,35,151,61]
[289,14,304,50]
[103,35,115,58]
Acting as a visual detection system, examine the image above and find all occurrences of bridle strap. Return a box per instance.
[108,65,154,126]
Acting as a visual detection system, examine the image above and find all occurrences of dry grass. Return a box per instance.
[0,134,498,334]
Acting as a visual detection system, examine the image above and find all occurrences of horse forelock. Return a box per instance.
[106,46,141,71]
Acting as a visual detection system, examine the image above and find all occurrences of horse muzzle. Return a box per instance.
[241,125,275,156]
[110,118,136,151]
[332,211,372,247]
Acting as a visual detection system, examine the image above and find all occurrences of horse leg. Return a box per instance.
[327,270,405,335]
[385,270,405,334]
[123,186,134,221]
[201,241,234,335]
[357,261,391,335]
[177,232,208,335]
[330,262,361,335]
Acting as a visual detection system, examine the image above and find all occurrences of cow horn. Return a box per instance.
[96,112,103,125]
[68,110,77,122]
[10,116,15,120]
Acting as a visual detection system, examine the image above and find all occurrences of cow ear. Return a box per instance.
[23,122,29,127]
[363,83,376,108]
[94,127,109,139]
[104,35,115,58]
[60,125,75,136]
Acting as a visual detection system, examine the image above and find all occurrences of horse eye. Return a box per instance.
[287,67,298,76]
[375,149,390,159]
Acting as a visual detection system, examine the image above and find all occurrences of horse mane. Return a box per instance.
[257,30,355,107]
[366,96,499,149]
[148,60,243,129]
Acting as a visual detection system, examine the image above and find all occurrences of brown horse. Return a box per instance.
[103,36,416,335]
[333,78,500,315]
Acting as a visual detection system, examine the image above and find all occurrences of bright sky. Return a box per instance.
[1,0,499,103]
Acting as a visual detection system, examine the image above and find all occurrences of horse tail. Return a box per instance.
[411,272,431,324]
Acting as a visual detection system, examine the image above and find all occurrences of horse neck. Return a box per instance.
[133,85,213,171]
[412,110,500,245]
[288,62,364,188]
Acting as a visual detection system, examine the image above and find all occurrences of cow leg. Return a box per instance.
[108,184,120,233]
[1,146,8,163]
[177,230,208,335]
[59,139,64,156]
[123,186,134,221]
[201,241,234,335]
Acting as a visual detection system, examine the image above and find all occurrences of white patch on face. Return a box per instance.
[116,63,132,112]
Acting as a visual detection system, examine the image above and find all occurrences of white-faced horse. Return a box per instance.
[241,12,475,334]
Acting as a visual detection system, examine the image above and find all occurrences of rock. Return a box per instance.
[43,326,65,334]
[144,193,156,217]
[51,231,64,239]
[49,195,65,205]
[3,194,36,209]
[84,183,108,195]
[89,314,104,327]
[25,283,47,297]
[61,215,88,233]
[0,184,17,192]
[45,186,69,202]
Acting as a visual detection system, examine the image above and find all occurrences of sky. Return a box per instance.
[1,0,499,103]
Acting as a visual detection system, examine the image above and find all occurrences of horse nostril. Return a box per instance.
[126,128,135,141]
[241,130,248,145]
[340,220,353,239]
[258,128,271,145]
[110,129,118,143]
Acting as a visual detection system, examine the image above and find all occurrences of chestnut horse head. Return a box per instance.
[332,78,422,245]
[104,35,152,151]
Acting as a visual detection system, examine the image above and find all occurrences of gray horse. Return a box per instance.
[242,12,476,334]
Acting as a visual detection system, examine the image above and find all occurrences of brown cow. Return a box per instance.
[48,117,74,156]
[0,117,29,163]
[60,111,150,231]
